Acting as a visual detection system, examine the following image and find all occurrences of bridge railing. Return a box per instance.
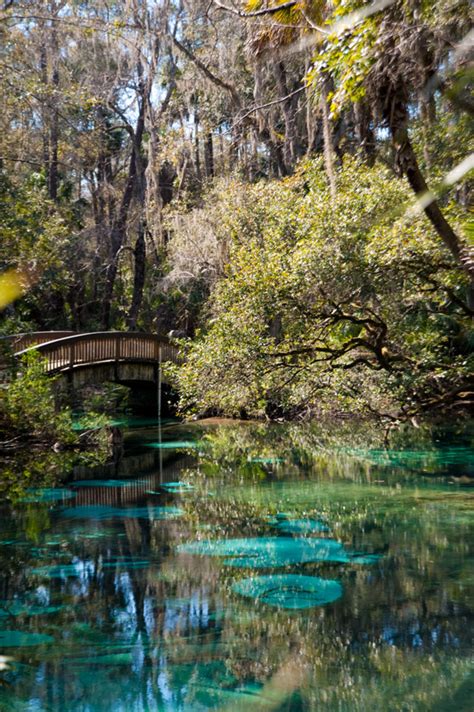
[15,332,179,373]
[1,331,76,353]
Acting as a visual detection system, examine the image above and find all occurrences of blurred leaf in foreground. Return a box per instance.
[0,269,26,310]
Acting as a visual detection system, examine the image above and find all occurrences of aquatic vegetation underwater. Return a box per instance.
[231,574,343,609]
[178,536,380,569]
[0,421,472,710]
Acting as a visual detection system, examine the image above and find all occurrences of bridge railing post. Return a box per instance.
[158,345,162,421]
[115,334,120,363]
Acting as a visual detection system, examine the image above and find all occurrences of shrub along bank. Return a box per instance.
[168,159,473,422]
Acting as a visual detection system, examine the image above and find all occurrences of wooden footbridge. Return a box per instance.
[2,331,179,387]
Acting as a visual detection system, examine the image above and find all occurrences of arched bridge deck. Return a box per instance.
[5,332,179,385]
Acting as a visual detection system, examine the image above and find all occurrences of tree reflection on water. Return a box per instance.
[0,420,472,710]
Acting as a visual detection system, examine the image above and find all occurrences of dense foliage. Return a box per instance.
[169,158,473,419]
[0,352,76,444]
[0,0,472,423]
[0,173,74,333]
[0,351,113,450]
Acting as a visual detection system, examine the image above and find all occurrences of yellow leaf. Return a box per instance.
[0,269,26,310]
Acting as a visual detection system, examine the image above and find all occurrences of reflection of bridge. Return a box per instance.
[4,331,179,386]
[70,452,196,507]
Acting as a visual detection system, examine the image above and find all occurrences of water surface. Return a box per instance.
[0,419,472,711]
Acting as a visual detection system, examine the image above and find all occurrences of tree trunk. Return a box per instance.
[194,110,201,183]
[388,96,474,303]
[219,126,226,176]
[419,96,435,170]
[275,61,299,170]
[354,101,375,165]
[320,77,336,200]
[259,126,287,178]
[39,43,50,188]
[48,57,59,201]
[102,259,119,331]
[127,221,146,330]
[101,106,145,329]
[204,131,214,178]
[47,7,60,202]
[145,111,163,260]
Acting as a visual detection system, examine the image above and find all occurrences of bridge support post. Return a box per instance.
[157,346,162,421]
[114,334,120,381]
[157,346,163,484]
[68,342,75,384]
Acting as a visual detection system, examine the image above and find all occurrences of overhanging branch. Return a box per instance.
[212,1,298,18]
[172,36,242,109]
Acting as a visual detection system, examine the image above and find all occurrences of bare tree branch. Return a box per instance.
[233,86,305,127]
[172,35,242,109]
[212,1,298,19]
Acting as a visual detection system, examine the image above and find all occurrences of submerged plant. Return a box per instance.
[177,536,380,568]
[232,574,343,610]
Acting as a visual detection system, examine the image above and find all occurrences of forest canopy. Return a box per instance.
[0,0,472,422]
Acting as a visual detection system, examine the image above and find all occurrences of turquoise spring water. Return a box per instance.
[0,419,472,711]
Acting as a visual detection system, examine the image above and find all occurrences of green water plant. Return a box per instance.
[0,602,64,617]
[20,488,76,503]
[161,482,195,493]
[59,504,184,521]
[0,631,54,647]
[231,574,343,610]
[31,556,150,578]
[268,516,330,535]
[177,537,380,568]
[145,440,200,449]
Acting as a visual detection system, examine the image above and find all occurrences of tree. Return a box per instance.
[224,1,473,297]
[169,158,473,420]
[311,0,474,297]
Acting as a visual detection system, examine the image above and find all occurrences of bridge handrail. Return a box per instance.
[14,331,179,373]
[1,331,76,352]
